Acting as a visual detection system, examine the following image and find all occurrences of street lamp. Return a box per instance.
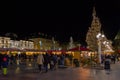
[96,33,104,64]
[78,44,81,63]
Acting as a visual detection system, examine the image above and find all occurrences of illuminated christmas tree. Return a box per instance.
[86,7,113,53]
[68,36,75,49]
[86,7,101,51]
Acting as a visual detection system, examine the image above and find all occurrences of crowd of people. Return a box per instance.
[0,52,73,75]
[0,52,120,75]
[36,53,72,73]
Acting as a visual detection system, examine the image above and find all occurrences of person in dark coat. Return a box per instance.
[104,55,111,70]
[111,55,116,64]
[43,53,50,72]
[52,54,58,70]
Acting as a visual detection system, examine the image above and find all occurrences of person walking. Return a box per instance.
[104,55,111,74]
[52,54,58,70]
[1,54,9,75]
[37,54,44,73]
[43,53,50,73]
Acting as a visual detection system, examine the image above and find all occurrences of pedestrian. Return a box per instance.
[49,54,54,70]
[52,54,58,70]
[37,54,44,73]
[60,54,65,66]
[111,54,116,64]
[43,53,50,73]
[1,54,9,75]
[104,55,111,71]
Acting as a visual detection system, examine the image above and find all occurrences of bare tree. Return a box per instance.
[5,33,18,40]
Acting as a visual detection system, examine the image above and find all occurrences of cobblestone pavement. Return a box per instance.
[0,62,120,80]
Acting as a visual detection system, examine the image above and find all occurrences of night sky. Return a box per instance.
[16,0,119,45]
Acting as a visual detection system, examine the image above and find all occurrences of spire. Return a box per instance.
[91,6,101,33]
[92,6,96,18]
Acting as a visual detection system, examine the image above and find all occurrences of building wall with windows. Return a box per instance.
[29,38,60,50]
[0,36,34,50]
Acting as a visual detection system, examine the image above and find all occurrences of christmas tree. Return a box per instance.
[68,36,75,49]
[86,7,113,53]
[86,7,101,51]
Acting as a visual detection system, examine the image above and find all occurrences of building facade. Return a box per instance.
[29,37,60,51]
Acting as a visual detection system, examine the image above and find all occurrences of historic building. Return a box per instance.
[0,36,34,51]
[29,37,60,51]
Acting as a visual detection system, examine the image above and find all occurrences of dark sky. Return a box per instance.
[15,0,120,45]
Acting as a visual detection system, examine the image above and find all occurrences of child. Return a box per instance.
[2,54,9,75]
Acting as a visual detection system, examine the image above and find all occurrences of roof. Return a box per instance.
[115,29,120,40]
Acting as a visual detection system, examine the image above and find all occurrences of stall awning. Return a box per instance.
[0,48,21,52]
[0,48,8,51]
[69,46,90,51]
[46,50,67,53]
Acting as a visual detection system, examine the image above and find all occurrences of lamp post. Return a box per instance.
[96,33,104,64]
[78,44,81,64]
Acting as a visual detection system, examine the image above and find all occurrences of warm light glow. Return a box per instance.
[96,33,101,38]
[96,33,104,39]
[101,34,105,37]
